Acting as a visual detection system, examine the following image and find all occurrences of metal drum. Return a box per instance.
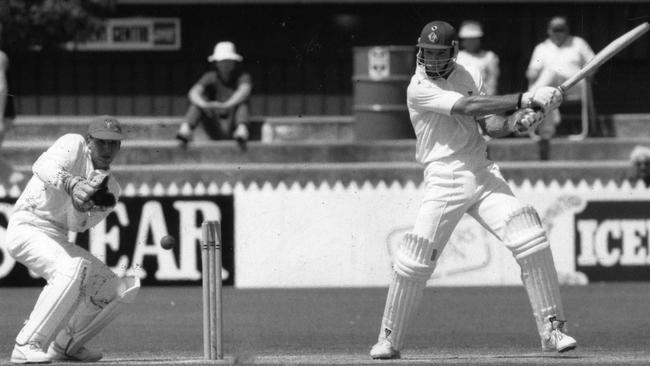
[353,46,415,140]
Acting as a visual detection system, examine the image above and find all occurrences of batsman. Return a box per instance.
[370,21,576,359]
[3,115,139,363]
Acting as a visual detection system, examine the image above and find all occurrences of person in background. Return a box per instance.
[0,22,24,185]
[526,16,595,158]
[457,20,500,95]
[629,145,650,186]
[175,41,252,148]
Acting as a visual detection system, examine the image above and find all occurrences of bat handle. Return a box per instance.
[557,85,567,95]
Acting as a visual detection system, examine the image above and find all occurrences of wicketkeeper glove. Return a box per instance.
[90,186,116,208]
[87,170,116,210]
[63,170,115,212]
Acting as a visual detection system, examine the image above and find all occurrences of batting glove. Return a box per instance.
[522,87,563,112]
[508,108,546,134]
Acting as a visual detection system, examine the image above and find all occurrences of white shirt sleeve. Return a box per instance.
[407,78,464,117]
[526,44,544,80]
[485,51,500,95]
[465,65,487,97]
[32,134,86,192]
[575,36,595,65]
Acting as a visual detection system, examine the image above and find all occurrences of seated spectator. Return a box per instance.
[629,145,650,186]
[456,20,500,95]
[176,41,252,148]
[526,16,595,158]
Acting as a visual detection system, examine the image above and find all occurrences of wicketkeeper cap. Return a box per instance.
[88,115,124,140]
[417,21,458,49]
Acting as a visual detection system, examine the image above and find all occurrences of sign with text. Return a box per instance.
[70,18,181,51]
[0,196,233,286]
[575,201,650,282]
[3,179,650,288]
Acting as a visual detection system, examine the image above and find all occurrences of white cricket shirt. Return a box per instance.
[527,36,594,81]
[456,49,500,95]
[11,134,121,234]
[407,64,488,165]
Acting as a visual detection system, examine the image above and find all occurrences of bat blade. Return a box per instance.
[559,22,650,93]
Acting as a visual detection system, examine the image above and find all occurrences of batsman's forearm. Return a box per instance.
[481,115,513,138]
[451,94,519,116]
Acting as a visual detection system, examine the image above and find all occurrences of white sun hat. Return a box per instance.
[458,21,484,39]
[207,41,243,62]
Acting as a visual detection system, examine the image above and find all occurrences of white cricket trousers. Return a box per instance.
[413,158,523,243]
[5,218,111,283]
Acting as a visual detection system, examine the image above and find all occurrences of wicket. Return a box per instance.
[201,220,223,360]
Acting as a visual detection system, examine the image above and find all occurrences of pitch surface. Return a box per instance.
[2,284,650,365]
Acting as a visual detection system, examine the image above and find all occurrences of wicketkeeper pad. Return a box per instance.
[378,233,439,350]
[503,205,566,337]
[16,257,89,348]
[54,276,140,355]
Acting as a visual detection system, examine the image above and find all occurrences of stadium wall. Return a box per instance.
[6,2,650,116]
[1,179,649,287]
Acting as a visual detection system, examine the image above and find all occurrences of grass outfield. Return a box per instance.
[2,284,650,365]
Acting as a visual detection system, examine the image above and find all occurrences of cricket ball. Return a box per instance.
[160,235,176,250]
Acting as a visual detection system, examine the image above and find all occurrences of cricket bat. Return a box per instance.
[559,22,650,94]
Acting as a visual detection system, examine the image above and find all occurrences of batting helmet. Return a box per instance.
[416,21,459,79]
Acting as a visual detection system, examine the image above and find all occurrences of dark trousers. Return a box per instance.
[185,102,250,140]
[4,94,15,119]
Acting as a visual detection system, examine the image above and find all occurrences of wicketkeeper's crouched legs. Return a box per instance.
[48,270,140,362]
[370,233,438,359]
[503,205,577,352]
[11,257,90,364]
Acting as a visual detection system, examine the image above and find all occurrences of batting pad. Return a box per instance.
[379,233,436,350]
[16,257,89,347]
[55,276,140,355]
[503,206,565,337]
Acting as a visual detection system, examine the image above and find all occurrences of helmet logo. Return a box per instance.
[427,25,439,43]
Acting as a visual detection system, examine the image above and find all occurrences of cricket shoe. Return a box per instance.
[47,342,103,362]
[541,316,577,353]
[370,338,401,360]
[233,124,249,150]
[175,122,193,148]
[10,343,51,364]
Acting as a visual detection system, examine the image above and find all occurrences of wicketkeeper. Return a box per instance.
[3,115,139,363]
[370,20,576,359]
